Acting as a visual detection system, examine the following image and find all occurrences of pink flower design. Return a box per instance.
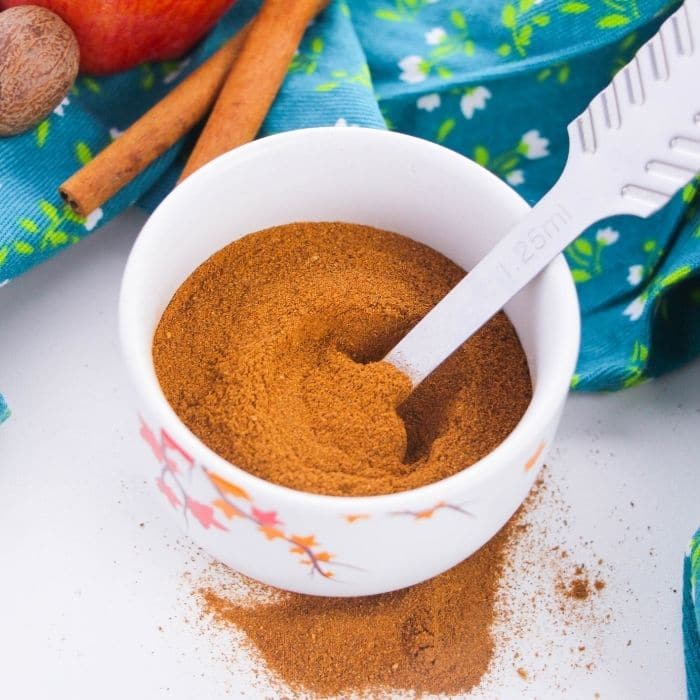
[141,419,164,462]
[140,417,196,474]
[162,429,194,470]
[156,477,181,509]
[251,507,282,527]
[186,497,227,531]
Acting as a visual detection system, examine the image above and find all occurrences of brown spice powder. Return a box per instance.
[153,222,532,496]
[191,473,612,696]
[200,521,514,697]
[568,578,591,600]
[560,565,606,601]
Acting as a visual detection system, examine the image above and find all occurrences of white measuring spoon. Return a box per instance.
[386,0,700,386]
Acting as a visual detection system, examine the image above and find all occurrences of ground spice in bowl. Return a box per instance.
[153,221,532,496]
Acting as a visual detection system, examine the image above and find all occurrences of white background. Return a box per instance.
[1,209,698,699]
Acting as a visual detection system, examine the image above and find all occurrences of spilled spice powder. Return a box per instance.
[200,520,514,697]
[568,578,591,600]
[560,564,606,601]
[153,222,532,496]
[190,472,613,697]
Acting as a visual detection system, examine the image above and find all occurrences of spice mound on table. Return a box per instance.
[153,221,532,496]
[201,521,512,697]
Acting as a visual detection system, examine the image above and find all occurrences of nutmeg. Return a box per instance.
[0,5,79,136]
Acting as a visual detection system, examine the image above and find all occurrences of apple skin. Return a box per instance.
[0,0,237,74]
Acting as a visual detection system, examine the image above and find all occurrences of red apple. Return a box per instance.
[0,0,237,74]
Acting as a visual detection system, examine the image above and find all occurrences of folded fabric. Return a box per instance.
[686,529,700,700]
[1,0,698,425]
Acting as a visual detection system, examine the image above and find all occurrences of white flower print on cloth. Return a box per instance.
[506,169,525,185]
[468,132,546,186]
[53,97,70,117]
[334,118,359,127]
[518,130,549,159]
[109,127,124,140]
[84,207,104,232]
[460,86,491,119]
[425,27,447,45]
[627,264,644,286]
[398,55,428,84]
[417,93,441,111]
[596,227,619,246]
[624,295,647,322]
[565,226,619,283]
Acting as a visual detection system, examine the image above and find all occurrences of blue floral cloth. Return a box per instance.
[1,0,698,406]
[2,0,697,408]
[687,530,700,700]
[683,530,700,700]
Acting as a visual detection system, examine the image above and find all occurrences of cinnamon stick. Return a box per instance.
[178,0,330,182]
[59,24,251,216]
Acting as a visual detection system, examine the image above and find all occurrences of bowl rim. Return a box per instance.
[119,126,580,512]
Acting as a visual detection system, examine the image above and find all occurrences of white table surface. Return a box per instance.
[1,209,698,699]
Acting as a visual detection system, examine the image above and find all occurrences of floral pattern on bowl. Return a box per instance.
[140,413,549,585]
[140,416,357,579]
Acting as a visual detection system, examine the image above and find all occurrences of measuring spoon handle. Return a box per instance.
[386,0,700,386]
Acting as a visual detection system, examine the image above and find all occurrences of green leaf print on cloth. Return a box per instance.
[498,1,552,57]
[374,0,437,22]
[565,226,619,282]
[1,0,698,426]
[397,12,477,83]
[558,0,642,28]
[290,36,326,76]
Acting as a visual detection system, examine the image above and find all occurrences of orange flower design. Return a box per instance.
[343,514,370,523]
[391,501,473,520]
[524,441,546,472]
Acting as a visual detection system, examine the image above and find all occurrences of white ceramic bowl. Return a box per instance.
[120,127,579,597]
